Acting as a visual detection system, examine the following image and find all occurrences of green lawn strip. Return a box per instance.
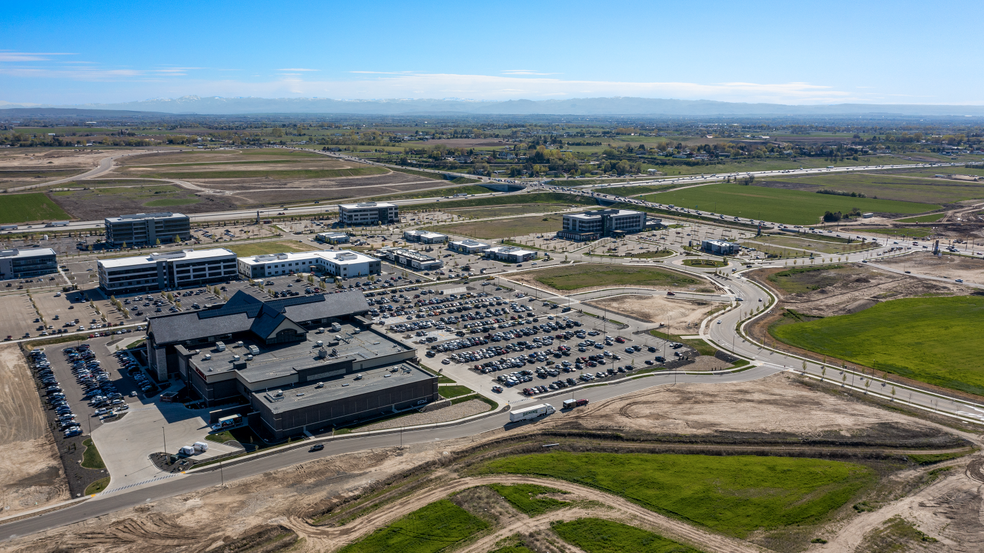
[530,264,700,291]
[898,213,946,223]
[596,184,681,196]
[130,167,388,180]
[771,296,984,396]
[84,476,111,495]
[479,452,875,539]
[488,483,569,516]
[649,329,717,356]
[439,385,475,399]
[622,250,674,259]
[338,499,488,553]
[224,240,320,257]
[368,184,493,201]
[0,193,72,224]
[642,183,937,225]
[437,375,456,384]
[682,259,726,267]
[81,438,106,470]
[552,518,701,553]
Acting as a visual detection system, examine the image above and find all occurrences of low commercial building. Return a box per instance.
[449,239,491,254]
[237,250,381,280]
[0,248,58,280]
[316,232,350,245]
[104,212,191,246]
[701,239,740,255]
[558,209,648,241]
[376,248,443,271]
[98,248,238,294]
[403,230,447,244]
[338,202,398,225]
[485,245,538,263]
[146,291,438,440]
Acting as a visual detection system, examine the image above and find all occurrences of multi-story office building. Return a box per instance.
[0,248,58,280]
[104,212,191,246]
[338,202,398,225]
[98,248,238,294]
[558,209,648,241]
[237,250,381,280]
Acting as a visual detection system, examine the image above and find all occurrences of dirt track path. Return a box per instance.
[293,474,766,553]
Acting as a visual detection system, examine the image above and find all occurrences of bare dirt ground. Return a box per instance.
[878,252,984,284]
[0,344,69,517]
[0,149,141,170]
[6,373,981,552]
[507,267,713,298]
[584,294,719,326]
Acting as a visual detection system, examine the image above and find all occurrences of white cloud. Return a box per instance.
[277,68,319,72]
[502,70,559,76]
[0,50,76,62]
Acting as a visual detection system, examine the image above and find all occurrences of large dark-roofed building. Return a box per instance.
[146,290,438,440]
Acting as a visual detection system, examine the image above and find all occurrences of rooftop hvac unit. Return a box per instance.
[203,353,211,360]
[317,348,328,359]
[215,342,226,352]
[236,341,244,348]
[232,355,240,361]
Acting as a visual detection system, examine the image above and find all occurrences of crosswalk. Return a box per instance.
[98,472,182,496]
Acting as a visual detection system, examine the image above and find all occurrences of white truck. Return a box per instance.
[193,441,209,453]
[509,403,555,423]
[179,446,196,456]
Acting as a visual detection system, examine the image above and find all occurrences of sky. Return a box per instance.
[2,0,983,107]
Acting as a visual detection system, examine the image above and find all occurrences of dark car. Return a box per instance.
[309,443,324,452]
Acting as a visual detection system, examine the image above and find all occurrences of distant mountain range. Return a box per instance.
[3,96,984,117]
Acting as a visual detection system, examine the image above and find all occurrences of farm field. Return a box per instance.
[552,518,700,553]
[0,193,73,223]
[757,172,984,204]
[643,183,938,225]
[521,264,701,291]
[772,296,984,395]
[224,240,320,258]
[338,499,488,553]
[478,451,875,538]
[429,213,566,239]
[50,184,235,220]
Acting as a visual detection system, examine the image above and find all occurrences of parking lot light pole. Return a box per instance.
[162,426,167,456]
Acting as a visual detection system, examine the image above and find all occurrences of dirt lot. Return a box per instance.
[7,372,981,552]
[584,294,719,326]
[0,344,69,517]
[878,252,984,284]
[0,149,143,189]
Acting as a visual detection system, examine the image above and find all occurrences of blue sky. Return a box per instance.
[2,0,982,106]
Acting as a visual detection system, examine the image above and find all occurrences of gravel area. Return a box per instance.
[358,399,493,432]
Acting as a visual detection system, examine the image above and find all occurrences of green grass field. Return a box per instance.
[766,265,847,294]
[479,452,874,539]
[409,192,597,212]
[439,385,475,399]
[552,519,700,553]
[531,264,700,291]
[642,183,937,225]
[682,259,726,267]
[489,484,569,516]
[759,172,984,204]
[430,214,566,239]
[338,499,488,553]
[897,213,946,223]
[772,296,984,396]
[225,240,319,258]
[0,193,72,223]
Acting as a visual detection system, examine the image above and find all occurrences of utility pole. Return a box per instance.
[162,426,167,457]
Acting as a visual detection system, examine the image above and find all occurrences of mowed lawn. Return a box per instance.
[772,296,984,396]
[531,264,700,290]
[643,183,937,225]
[338,499,487,553]
[480,452,873,539]
[225,240,320,258]
[0,193,72,224]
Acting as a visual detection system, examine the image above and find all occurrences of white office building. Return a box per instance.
[377,248,443,271]
[338,202,399,225]
[0,248,58,280]
[237,250,381,279]
[449,239,491,254]
[403,230,447,244]
[98,248,238,294]
[559,209,648,241]
[485,245,538,263]
[316,232,350,244]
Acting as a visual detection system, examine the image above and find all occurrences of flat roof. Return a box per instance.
[405,230,446,239]
[339,202,397,209]
[486,245,536,256]
[450,239,490,247]
[0,248,57,259]
[257,361,434,414]
[105,212,187,223]
[238,250,377,267]
[99,248,235,270]
[565,209,641,220]
[190,321,412,385]
[382,247,438,262]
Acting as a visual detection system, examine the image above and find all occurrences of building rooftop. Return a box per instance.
[98,248,235,269]
[0,248,57,259]
[405,230,446,239]
[565,209,641,220]
[256,361,433,414]
[486,245,536,256]
[238,250,377,267]
[105,212,187,223]
[381,247,438,263]
[451,239,490,247]
[339,201,397,209]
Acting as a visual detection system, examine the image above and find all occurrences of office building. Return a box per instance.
[338,202,398,225]
[485,245,538,263]
[701,239,740,255]
[376,248,443,271]
[0,248,58,280]
[237,250,381,280]
[558,209,648,241]
[98,248,238,294]
[316,232,350,245]
[104,212,191,246]
[449,239,491,254]
[403,230,447,244]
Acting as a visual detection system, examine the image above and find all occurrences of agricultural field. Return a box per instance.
[518,264,701,291]
[552,518,699,553]
[771,296,984,396]
[338,499,488,553]
[478,452,875,538]
[224,240,320,258]
[756,171,984,204]
[643,183,938,225]
[429,213,567,239]
[0,193,72,223]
